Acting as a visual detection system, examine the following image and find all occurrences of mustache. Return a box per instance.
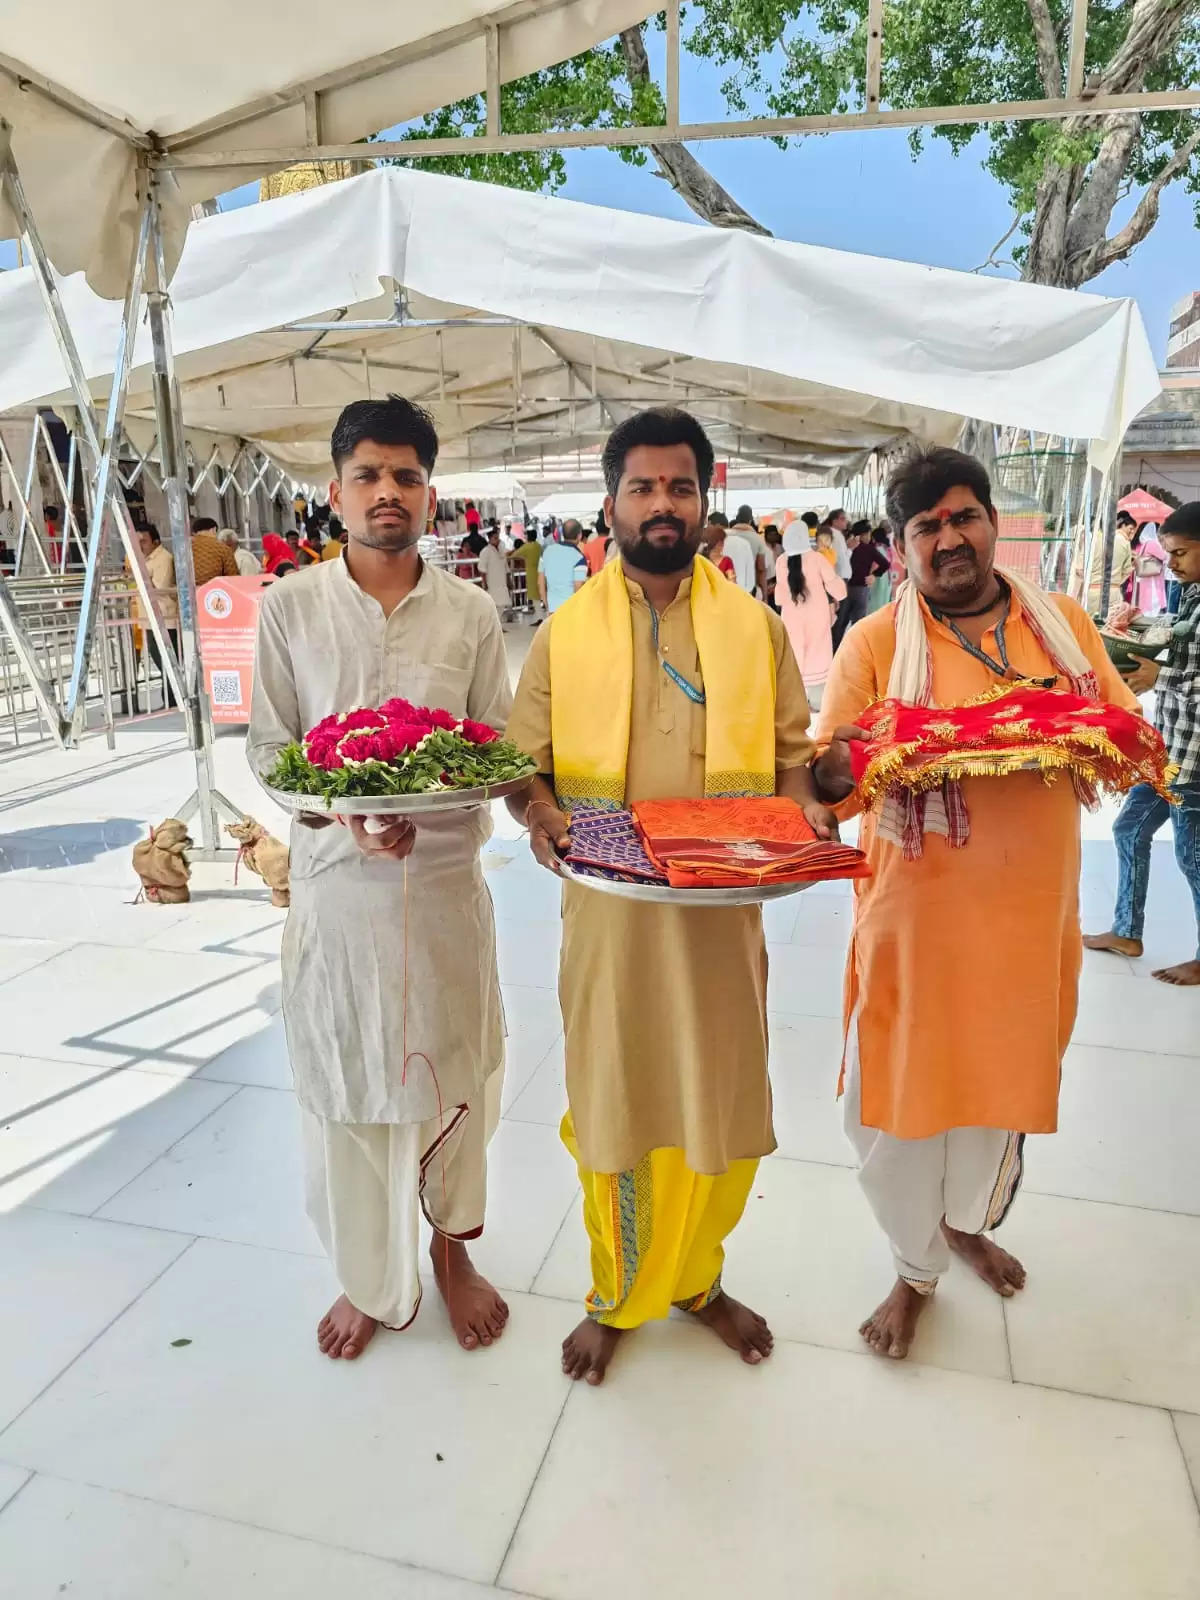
[932,545,976,570]
[368,503,410,518]
[638,515,687,538]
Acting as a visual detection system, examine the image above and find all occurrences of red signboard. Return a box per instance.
[196,574,274,723]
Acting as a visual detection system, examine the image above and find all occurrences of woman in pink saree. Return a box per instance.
[775,525,847,709]
[1129,522,1169,615]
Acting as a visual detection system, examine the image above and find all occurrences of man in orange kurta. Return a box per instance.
[813,445,1139,1361]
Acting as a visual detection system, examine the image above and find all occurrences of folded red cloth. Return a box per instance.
[630,796,870,889]
[849,683,1177,812]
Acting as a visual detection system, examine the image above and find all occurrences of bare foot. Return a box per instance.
[317,1294,378,1360]
[942,1222,1026,1296]
[859,1278,928,1360]
[562,1318,623,1385]
[430,1236,509,1350]
[1153,959,1200,986]
[690,1291,774,1365]
[1083,931,1144,958]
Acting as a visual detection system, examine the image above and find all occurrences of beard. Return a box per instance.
[613,514,702,575]
[355,506,420,553]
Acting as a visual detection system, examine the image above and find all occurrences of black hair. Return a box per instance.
[787,553,809,604]
[872,525,891,546]
[331,393,439,476]
[601,407,715,498]
[707,510,729,529]
[850,519,872,539]
[829,507,846,523]
[1160,501,1200,541]
[274,560,297,577]
[192,516,219,534]
[885,445,994,542]
[801,511,820,529]
[735,504,755,524]
[1116,510,1137,527]
[595,508,608,536]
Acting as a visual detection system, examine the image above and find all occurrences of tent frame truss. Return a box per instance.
[0,131,241,856]
[147,0,1200,174]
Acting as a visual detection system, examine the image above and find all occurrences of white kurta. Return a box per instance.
[247,556,511,1125]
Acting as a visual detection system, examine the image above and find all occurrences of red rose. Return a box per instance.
[306,736,344,771]
[305,713,342,741]
[425,708,458,732]
[340,708,388,732]
[460,718,500,744]
[378,697,418,722]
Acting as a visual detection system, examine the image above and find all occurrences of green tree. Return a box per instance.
[386,0,1200,287]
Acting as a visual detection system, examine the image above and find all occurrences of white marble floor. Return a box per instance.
[2,687,1200,1598]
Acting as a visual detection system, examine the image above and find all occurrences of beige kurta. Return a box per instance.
[247,556,511,1125]
[506,575,814,1176]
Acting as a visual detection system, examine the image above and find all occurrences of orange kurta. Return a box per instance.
[818,590,1139,1140]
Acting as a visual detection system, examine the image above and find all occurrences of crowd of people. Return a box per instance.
[239,392,1199,1392]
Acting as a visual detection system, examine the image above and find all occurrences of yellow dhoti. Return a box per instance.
[562,1111,758,1328]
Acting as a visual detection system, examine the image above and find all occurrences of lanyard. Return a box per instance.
[931,580,1013,677]
[649,604,706,705]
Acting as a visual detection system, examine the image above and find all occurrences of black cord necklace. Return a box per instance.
[929,576,1013,676]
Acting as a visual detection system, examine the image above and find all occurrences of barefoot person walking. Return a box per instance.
[505,408,834,1385]
[1085,501,1200,986]
[248,395,511,1360]
[812,446,1140,1361]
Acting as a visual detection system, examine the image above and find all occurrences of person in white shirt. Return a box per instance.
[707,511,755,590]
[219,527,262,578]
[731,504,770,597]
[476,525,511,610]
[827,507,855,582]
[248,395,510,1363]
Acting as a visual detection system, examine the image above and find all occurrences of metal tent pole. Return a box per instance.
[0,123,186,741]
[144,166,241,859]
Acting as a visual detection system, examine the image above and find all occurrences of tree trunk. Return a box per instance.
[1020,0,1195,287]
[618,26,771,237]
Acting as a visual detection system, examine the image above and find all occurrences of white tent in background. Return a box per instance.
[0,0,654,294]
[0,165,1161,482]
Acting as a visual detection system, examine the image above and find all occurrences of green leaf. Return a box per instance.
[170,1338,192,1348]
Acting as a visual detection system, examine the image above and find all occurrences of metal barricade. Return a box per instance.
[0,573,161,752]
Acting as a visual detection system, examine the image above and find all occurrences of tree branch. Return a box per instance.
[1063,112,1141,260]
[618,25,772,236]
[1070,128,1200,280]
[1094,0,1194,97]
[972,214,1023,272]
[1024,0,1064,98]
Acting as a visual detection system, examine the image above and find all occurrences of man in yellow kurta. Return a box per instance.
[506,408,833,1385]
[813,445,1139,1361]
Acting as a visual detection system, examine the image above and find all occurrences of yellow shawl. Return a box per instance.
[548,556,777,808]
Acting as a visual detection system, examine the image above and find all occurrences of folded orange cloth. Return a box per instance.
[630,796,870,889]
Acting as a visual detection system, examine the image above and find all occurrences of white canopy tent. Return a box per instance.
[0,0,653,296]
[0,164,1160,484]
[0,0,652,852]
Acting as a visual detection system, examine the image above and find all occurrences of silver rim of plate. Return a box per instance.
[266,774,534,817]
[557,860,814,905]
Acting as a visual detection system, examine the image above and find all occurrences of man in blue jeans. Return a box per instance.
[1085,502,1200,985]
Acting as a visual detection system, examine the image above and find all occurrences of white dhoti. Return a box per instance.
[843,1016,1024,1293]
[302,1067,503,1328]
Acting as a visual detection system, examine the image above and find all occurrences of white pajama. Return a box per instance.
[843,1014,1024,1293]
[302,1067,503,1328]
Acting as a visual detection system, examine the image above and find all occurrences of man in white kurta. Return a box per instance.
[248,395,511,1360]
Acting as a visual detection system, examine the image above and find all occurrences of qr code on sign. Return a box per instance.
[210,671,243,706]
